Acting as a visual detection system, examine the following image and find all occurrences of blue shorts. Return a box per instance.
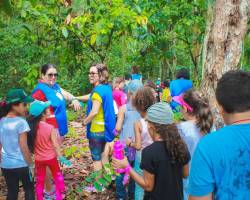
[88,132,106,161]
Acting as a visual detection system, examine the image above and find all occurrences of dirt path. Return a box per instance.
[0,122,116,200]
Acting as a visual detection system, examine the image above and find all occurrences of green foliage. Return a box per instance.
[78,163,115,193]
[0,0,249,97]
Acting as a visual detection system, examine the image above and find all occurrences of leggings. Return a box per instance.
[1,167,35,200]
[35,157,65,200]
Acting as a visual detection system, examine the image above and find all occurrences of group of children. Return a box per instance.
[100,72,213,200]
[0,69,250,200]
[0,90,67,200]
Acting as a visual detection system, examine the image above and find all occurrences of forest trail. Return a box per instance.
[0,121,116,200]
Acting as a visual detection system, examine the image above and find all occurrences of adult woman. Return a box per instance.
[83,63,116,172]
[32,64,81,198]
[32,64,81,137]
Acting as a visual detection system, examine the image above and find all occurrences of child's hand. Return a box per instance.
[59,156,72,167]
[112,157,129,169]
[126,138,132,146]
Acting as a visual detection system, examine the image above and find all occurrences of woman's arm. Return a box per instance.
[76,94,90,102]
[61,88,81,111]
[127,121,142,150]
[112,157,155,191]
[19,133,32,166]
[115,105,126,133]
[83,100,101,125]
[51,129,62,158]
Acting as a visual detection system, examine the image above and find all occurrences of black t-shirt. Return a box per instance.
[140,141,190,200]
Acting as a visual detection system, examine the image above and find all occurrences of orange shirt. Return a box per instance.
[34,121,57,161]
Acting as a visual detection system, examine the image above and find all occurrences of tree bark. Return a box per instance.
[201,0,250,128]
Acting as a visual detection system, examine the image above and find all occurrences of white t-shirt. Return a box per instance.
[0,117,30,168]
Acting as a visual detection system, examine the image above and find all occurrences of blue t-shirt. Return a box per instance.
[0,117,30,169]
[170,79,193,97]
[131,73,142,81]
[188,124,250,200]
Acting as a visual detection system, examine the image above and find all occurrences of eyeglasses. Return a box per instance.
[89,72,98,76]
[47,73,58,78]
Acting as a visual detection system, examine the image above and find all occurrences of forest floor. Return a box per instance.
[0,121,116,200]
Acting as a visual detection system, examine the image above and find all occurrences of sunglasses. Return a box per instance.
[89,72,98,76]
[47,73,58,78]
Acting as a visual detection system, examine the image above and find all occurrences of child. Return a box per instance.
[113,102,190,200]
[144,80,159,102]
[161,80,171,103]
[131,66,142,82]
[112,77,127,109]
[114,80,143,200]
[27,100,67,200]
[126,87,155,200]
[170,68,193,111]
[0,89,35,200]
[188,70,250,200]
[174,89,214,200]
[123,74,131,94]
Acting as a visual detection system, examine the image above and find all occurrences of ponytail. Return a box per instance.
[27,114,43,153]
[183,89,214,134]
[151,122,190,164]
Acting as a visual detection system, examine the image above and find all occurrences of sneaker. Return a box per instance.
[83,185,106,193]
[44,188,56,200]
[83,185,97,193]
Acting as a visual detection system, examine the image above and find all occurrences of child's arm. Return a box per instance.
[126,121,142,150]
[182,163,189,178]
[130,168,155,192]
[0,142,2,161]
[112,157,155,191]
[19,132,33,166]
[115,105,126,133]
[51,129,62,158]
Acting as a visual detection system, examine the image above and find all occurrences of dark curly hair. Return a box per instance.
[183,89,214,134]
[150,122,190,164]
[133,87,156,113]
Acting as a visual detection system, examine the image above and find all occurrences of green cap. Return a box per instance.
[29,100,51,117]
[6,89,34,104]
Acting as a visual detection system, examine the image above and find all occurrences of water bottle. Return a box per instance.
[113,141,126,173]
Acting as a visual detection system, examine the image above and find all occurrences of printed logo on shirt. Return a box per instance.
[56,91,63,101]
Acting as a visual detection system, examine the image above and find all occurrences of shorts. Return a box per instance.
[88,132,106,161]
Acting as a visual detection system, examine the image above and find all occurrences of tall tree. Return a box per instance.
[201,0,250,127]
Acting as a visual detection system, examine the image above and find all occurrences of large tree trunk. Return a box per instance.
[201,0,250,128]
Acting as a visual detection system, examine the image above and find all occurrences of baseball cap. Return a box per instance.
[6,89,34,104]
[29,100,51,117]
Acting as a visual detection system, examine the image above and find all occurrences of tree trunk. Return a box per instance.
[201,0,250,128]
[161,57,168,81]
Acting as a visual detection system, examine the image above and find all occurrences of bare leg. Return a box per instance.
[45,167,53,192]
